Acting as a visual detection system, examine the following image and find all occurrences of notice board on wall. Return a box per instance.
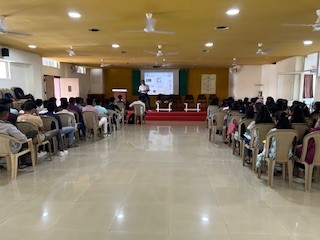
[201,74,216,94]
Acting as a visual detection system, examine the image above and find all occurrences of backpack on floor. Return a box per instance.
[127,113,135,124]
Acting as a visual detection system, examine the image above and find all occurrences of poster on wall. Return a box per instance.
[201,74,216,94]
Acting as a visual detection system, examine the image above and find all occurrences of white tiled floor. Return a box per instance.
[1,121,320,240]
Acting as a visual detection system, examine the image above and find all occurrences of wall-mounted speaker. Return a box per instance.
[1,48,9,57]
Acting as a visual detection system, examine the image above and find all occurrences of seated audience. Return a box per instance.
[244,105,274,163]
[0,105,29,153]
[82,98,110,136]
[17,101,68,157]
[256,112,293,168]
[294,116,320,166]
[290,104,306,123]
[129,96,146,113]
[60,100,85,138]
[0,98,18,124]
[46,102,77,148]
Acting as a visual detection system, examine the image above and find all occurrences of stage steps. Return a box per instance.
[145,111,206,121]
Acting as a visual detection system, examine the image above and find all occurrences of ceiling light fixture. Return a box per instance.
[226,8,240,16]
[28,45,37,49]
[205,42,213,47]
[214,25,229,30]
[89,28,100,32]
[112,44,120,48]
[68,11,81,19]
[303,40,313,46]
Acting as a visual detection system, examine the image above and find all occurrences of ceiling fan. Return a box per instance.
[256,43,268,55]
[283,9,320,31]
[144,45,179,57]
[125,13,175,34]
[0,15,32,36]
[67,46,76,56]
[100,59,111,68]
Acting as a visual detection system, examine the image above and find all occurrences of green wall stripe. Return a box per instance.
[179,69,188,96]
[132,69,140,95]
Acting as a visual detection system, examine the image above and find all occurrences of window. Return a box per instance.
[42,58,60,68]
[75,66,86,74]
[0,60,11,79]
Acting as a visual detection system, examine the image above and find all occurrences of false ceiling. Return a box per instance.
[0,0,319,68]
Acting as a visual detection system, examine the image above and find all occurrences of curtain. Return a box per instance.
[303,74,313,98]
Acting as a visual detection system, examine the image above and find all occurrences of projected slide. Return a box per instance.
[144,72,174,95]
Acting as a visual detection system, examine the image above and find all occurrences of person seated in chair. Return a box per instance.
[83,98,110,136]
[0,104,38,166]
[60,100,86,138]
[46,101,77,148]
[0,105,29,153]
[0,98,18,124]
[129,96,146,123]
[17,101,68,157]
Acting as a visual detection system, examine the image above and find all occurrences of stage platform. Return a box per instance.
[145,110,206,121]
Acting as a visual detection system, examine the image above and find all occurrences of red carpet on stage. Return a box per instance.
[145,111,206,121]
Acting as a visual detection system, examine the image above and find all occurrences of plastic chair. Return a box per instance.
[184,95,195,108]
[225,113,245,146]
[107,109,119,131]
[0,134,36,179]
[41,115,67,152]
[294,131,320,191]
[206,105,219,128]
[232,118,253,157]
[258,129,298,188]
[197,94,207,110]
[242,123,275,172]
[16,121,52,163]
[133,103,145,124]
[291,123,310,143]
[0,88,27,110]
[209,111,227,142]
[82,111,104,140]
[57,112,79,143]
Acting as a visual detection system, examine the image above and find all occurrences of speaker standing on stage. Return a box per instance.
[138,79,150,110]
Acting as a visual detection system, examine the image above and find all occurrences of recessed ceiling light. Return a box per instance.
[28,45,37,49]
[214,25,229,30]
[205,42,214,47]
[89,28,100,32]
[303,40,313,46]
[226,8,240,16]
[112,44,120,48]
[68,11,81,18]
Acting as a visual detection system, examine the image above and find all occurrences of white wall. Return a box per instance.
[230,56,305,102]
[42,63,91,99]
[261,64,277,99]
[89,68,103,94]
[232,65,262,100]
[0,47,43,99]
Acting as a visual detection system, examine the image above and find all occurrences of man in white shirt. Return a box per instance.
[138,79,150,110]
[129,96,146,113]
[83,98,110,135]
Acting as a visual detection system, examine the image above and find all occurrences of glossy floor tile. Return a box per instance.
[1,121,320,239]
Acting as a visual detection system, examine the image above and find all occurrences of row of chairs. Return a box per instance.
[208,108,320,191]
[0,87,32,110]
[0,107,126,180]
